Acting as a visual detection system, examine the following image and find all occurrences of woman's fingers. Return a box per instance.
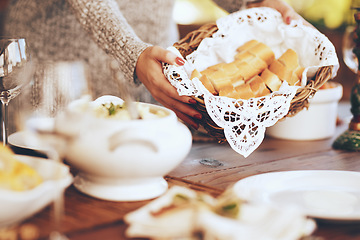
[135,46,201,128]
[146,45,186,67]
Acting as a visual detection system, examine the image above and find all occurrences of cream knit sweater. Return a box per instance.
[4,0,243,131]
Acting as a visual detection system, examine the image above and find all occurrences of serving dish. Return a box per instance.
[0,155,72,227]
[53,96,192,201]
[266,82,343,140]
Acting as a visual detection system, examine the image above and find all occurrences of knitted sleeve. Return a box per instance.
[66,0,151,82]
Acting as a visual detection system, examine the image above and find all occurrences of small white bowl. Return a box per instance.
[266,82,343,140]
[0,155,73,227]
[54,96,192,201]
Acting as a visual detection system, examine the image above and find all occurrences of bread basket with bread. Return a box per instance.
[163,7,339,157]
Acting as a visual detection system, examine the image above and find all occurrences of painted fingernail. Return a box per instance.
[189,99,197,104]
[194,114,202,119]
[286,16,291,24]
[192,123,199,130]
[175,57,185,66]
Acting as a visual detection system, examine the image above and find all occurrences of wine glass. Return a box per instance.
[0,38,34,145]
[333,4,360,151]
[342,25,358,73]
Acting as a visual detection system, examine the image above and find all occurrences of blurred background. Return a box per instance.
[174,0,356,101]
[0,0,356,101]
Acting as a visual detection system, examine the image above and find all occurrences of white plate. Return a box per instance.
[233,170,360,221]
[9,131,46,152]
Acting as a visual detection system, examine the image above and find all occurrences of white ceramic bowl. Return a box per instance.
[267,82,343,140]
[0,155,72,228]
[55,96,192,201]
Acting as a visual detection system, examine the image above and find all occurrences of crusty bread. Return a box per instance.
[248,42,275,65]
[247,57,267,74]
[200,68,216,76]
[236,40,259,52]
[191,69,201,80]
[247,75,271,97]
[208,62,228,70]
[191,41,303,99]
[278,49,299,71]
[234,83,255,100]
[233,61,260,81]
[294,66,305,79]
[199,74,218,95]
[260,68,282,92]
[218,84,254,100]
[234,50,255,62]
[269,60,292,82]
[221,62,240,76]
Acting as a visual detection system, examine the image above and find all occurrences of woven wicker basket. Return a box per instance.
[173,23,334,142]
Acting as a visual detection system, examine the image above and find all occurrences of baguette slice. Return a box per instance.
[278,49,299,71]
[207,70,232,93]
[234,50,255,62]
[191,69,201,80]
[247,75,271,97]
[248,42,275,65]
[247,57,267,76]
[233,61,260,81]
[236,40,259,52]
[221,62,240,76]
[199,74,218,95]
[261,68,282,92]
[234,83,255,100]
[220,84,255,100]
[269,60,292,82]
[208,62,228,70]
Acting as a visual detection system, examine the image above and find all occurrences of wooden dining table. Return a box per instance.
[3,101,360,240]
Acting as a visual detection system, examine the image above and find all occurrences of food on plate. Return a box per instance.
[93,102,168,120]
[0,145,43,191]
[190,40,304,99]
[125,186,316,240]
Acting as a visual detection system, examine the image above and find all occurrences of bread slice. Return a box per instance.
[233,61,260,81]
[236,40,259,52]
[234,50,255,62]
[220,84,255,100]
[294,66,305,79]
[219,86,238,98]
[199,74,218,94]
[201,68,216,76]
[208,62,228,70]
[191,69,201,80]
[269,60,292,82]
[222,62,240,76]
[234,83,255,100]
[247,75,271,97]
[278,49,299,71]
[247,57,267,76]
[248,42,275,65]
[206,70,232,92]
[260,68,282,92]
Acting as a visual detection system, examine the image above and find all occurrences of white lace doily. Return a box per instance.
[163,7,339,157]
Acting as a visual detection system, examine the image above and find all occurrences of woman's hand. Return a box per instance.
[135,46,201,129]
[249,0,313,27]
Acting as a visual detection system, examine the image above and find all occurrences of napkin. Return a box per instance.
[124,186,316,240]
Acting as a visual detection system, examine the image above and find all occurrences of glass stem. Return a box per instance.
[1,100,8,145]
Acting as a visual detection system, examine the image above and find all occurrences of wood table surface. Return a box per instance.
[3,102,360,240]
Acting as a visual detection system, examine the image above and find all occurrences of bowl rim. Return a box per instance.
[0,155,73,201]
